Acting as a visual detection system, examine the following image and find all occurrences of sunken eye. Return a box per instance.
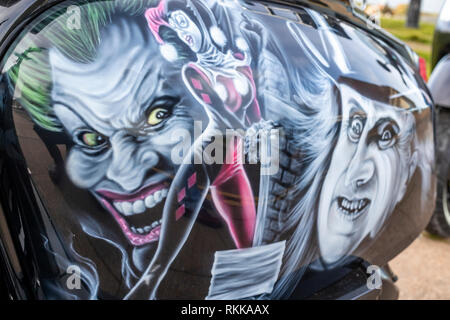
[147,107,170,126]
[77,131,108,149]
[348,115,365,143]
[377,121,399,150]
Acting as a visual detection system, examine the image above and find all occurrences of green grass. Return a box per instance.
[381,17,435,44]
[381,17,434,77]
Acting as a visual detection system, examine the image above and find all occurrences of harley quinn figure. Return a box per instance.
[125,0,267,299]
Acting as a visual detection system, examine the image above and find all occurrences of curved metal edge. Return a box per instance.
[429,54,450,108]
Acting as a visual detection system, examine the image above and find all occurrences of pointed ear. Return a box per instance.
[182,64,222,108]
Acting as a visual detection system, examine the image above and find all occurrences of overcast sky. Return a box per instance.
[367,0,445,13]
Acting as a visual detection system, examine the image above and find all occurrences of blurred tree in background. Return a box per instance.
[406,0,422,28]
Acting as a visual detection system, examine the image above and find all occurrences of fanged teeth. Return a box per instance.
[130,220,162,235]
[113,188,168,216]
[337,197,369,220]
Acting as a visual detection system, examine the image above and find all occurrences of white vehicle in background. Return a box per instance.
[427,0,450,237]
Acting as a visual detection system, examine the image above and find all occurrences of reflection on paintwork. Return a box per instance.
[0,0,434,299]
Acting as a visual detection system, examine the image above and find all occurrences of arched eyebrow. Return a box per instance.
[373,117,399,128]
[348,99,366,118]
[345,102,367,129]
[53,102,106,137]
[367,117,399,144]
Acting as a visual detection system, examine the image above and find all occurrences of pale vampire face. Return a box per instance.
[317,84,417,264]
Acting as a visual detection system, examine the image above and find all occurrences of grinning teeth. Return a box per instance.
[113,188,170,217]
[130,219,162,235]
[154,190,162,202]
[337,197,370,221]
[144,194,156,208]
[144,188,168,209]
[114,202,124,214]
[122,202,133,216]
[151,221,159,228]
[133,200,146,214]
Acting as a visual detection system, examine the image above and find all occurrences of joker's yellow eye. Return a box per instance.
[147,107,170,126]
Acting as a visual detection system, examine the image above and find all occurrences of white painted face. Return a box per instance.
[49,19,195,247]
[317,84,417,264]
[168,10,202,52]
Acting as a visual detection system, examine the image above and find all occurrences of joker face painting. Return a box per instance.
[317,83,418,265]
[49,17,195,250]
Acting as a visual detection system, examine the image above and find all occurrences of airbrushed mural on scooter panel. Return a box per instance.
[2,0,433,299]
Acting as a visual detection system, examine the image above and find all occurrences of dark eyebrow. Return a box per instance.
[138,76,180,117]
[367,117,399,144]
[54,102,98,134]
[146,95,180,113]
[345,102,367,130]
[373,117,399,131]
[348,99,366,118]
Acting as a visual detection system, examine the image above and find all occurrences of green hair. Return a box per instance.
[6,0,159,131]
